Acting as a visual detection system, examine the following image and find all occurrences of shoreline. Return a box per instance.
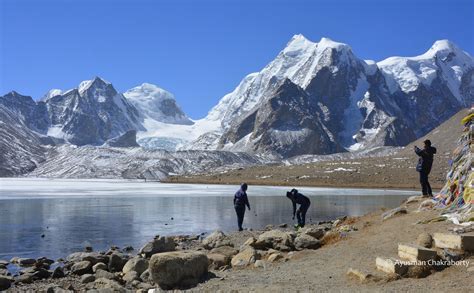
[2,197,473,292]
[163,176,440,191]
[3,176,425,191]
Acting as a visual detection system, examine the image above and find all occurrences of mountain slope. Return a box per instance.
[0,105,45,176]
[188,35,473,158]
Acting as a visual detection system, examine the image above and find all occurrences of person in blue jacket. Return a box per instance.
[415,139,437,197]
[286,188,311,228]
[234,183,251,231]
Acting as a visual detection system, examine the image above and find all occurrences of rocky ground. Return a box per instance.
[165,109,468,191]
[165,154,450,190]
[1,197,472,292]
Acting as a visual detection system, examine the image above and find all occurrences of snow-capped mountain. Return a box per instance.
[1,36,473,160]
[123,83,195,149]
[124,83,192,125]
[188,35,473,157]
[46,77,144,145]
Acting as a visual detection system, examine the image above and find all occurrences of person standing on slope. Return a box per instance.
[234,183,251,231]
[415,139,437,197]
[286,188,311,228]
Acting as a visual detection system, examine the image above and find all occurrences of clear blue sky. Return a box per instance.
[1,0,473,119]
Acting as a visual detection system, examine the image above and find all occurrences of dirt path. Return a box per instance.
[197,201,473,292]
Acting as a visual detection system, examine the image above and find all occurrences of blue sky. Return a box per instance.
[1,0,473,119]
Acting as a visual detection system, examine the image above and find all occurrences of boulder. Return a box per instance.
[207,253,230,269]
[17,258,36,266]
[123,270,139,283]
[122,257,148,275]
[294,234,321,250]
[255,230,294,251]
[267,252,284,263]
[92,262,108,273]
[32,268,51,280]
[231,247,259,267]
[202,230,232,250]
[15,273,34,284]
[66,252,108,265]
[149,251,209,289]
[51,266,65,278]
[71,260,92,275]
[0,275,12,291]
[210,246,238,258]
[36,257,54,266]
[94,278,126,292]
[254,260,267,269]
[80,274,95,283]
[140,269,151,283]
[240,237,257,250]
[300,227,325,239]
[95,269,116,280]
[139,236,176,258]
[417,233,433,248]
[108,253,127,272]
[381,207,407,221]
[0,268,9,276]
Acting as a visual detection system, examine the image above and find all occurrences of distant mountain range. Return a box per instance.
[1,35,473,172]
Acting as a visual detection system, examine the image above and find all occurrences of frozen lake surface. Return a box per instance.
[0,178,416,260]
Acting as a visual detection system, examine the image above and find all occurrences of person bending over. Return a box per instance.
[286,188,311,228]
[234,183,251,231]
[415,139,437,197]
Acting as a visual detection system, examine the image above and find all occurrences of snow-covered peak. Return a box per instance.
[283,34,315,54]
[124,83,175,103]
[78,77,111,95]
[377,39,473,101]
[41,89,63,101]
[124,83,193,125]
[318,37,351,52]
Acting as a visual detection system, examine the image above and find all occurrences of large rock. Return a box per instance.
[417,233,433,248]
[294,234,321,250]
[209,246,238,258]
[71,260,92,275]
[231,247,259,267]
[108,253,127,272]
[122,257,148,275]
[51,266,65,279]
[92,262,107,273]
[139,236,176,258]
[94,269,116,280]
[149,251,209,289]
[381,207,407,221]
[0,275,12,291]
[207,253,231,269]
[202,230,232,250]
[300,227,325,239]
[17,258,36,266]
[255,230,294,251]
[66,252,108,265]
[94,277,126,292]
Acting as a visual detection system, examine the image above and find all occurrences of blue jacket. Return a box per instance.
[415,146,437,174]
[234,189,250,209]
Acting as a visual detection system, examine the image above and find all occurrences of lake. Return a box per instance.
[0,178,416,260]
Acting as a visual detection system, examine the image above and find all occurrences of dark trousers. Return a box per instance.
[235,205,246,230]
[419,171,432,196]
[296,202,310,227]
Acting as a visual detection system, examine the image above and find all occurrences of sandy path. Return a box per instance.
[197,202,473,292]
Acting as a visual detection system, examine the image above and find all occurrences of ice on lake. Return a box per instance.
[0,178,416,260]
